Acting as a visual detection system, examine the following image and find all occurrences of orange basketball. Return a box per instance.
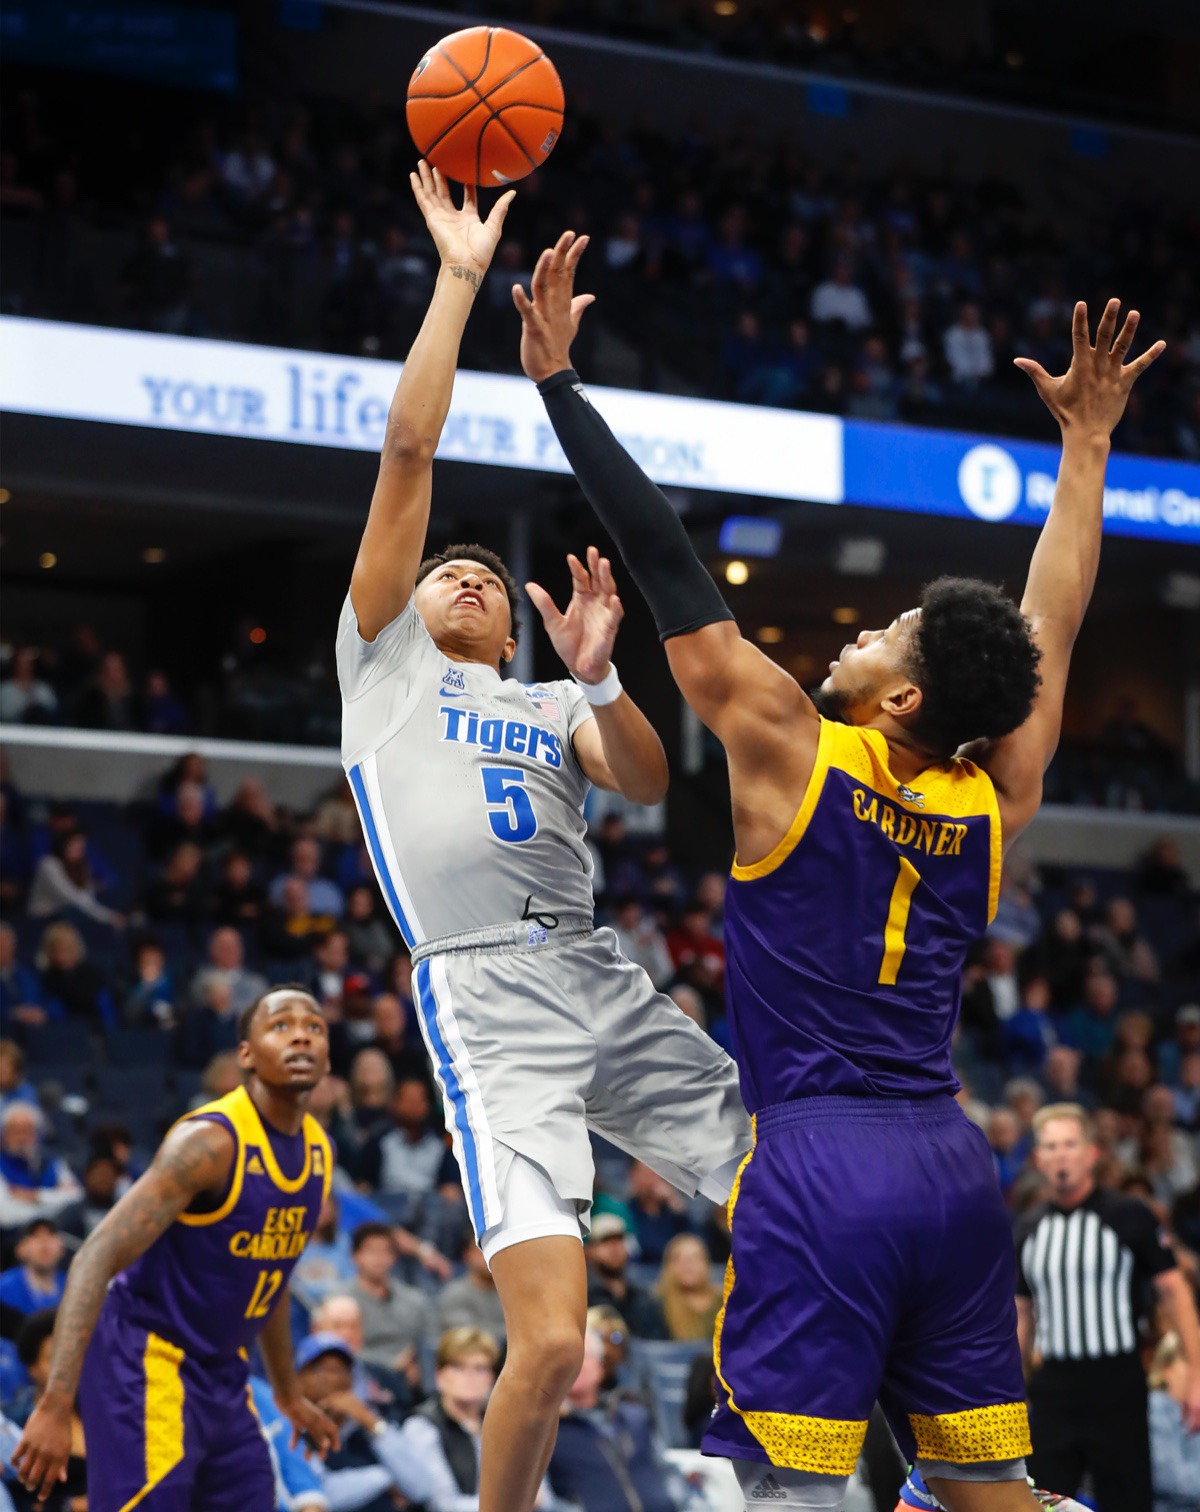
[406,26,564,187]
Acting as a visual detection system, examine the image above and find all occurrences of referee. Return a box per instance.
[1015,1102,1200,1512]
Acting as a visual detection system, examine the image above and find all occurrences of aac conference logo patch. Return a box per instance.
[957,444,1023,522]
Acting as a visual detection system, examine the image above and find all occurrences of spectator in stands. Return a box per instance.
[309,1292,416,1421]
[0,1105,82,1226]
[0,1040,37,1116]
[144,841,208,923]
[176,978,241,1070]
[1,926,46,1035]
[189,926,268,1018]
[0,791,32,911]
[1148,1331,1200,1511]
[1092,896,1160,983]
[329,972,380,1074]
[437,1240,506,1343]
[656,1233,721,1343]
[140,669,189,735]
[585,1214,667,1339]
[342,1048,396,1177]
[609,897,674,989]
[36,921,114,1028]
[1173,1053,1200,1132]
[1137,837,1192,897]
[209,849,267,927]
[193,1050,242,1109]
[337,1221,427,1375]
[988,1108,1028,1196]
[73,649,136,731]
[694,873,727,940]
[358,1077,451,1214]
[0,648,58,724]
[220,779,279,859]
[270,836,344,919]
[943,301,994,385]
[304,929,352,1009]
[1040,1044,1089,1108]
[989,868,1043,950]
[396,1326,508,1510]
[367,993,428,1090]
[27,830,123,928]
[666,901,725,998]
[151,781,219,860]
[313,779,361,850]
[1001,975,1056,1075]
[292,1193,356,1307]
[810,256,871,330]
[1063,967,1121,1063]
[69,1153,122,1238]
[118,216,193,335]
[286,1331,432,1505]
[344,885,394,976]
[1120,1086,1199,1204]
[625,1161,690,1264]
[669,984,708,1034]
[1159,1004,1200,1085]
[0,1219,65,1315]
[121,936,176,1027]
[259,877,333,961]
[549,1326,682,1512]
[1036,907,1093,1007]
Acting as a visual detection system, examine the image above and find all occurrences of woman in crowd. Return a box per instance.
[27,831,122,928]
[1149,1331,1200,1512]
[656,1233,722,1343]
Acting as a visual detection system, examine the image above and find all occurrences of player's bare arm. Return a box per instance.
[963,299,1164,844]
[526,545,669,805]
[259,1283,340,1456]
[516,233,819,861]
[350,160,514,641]
[13,1118,235,1501]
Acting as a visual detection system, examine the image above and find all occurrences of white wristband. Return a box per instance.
[573,662,622,706]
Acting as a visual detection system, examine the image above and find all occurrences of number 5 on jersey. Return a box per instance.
[481,765,538,843]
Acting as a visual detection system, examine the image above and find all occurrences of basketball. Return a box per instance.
[406,26,564,187]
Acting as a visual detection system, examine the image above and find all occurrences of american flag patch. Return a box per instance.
[525,687,560,720]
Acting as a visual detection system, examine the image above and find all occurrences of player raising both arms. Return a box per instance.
[337,162,749,1512]
[515,235,1164,1512]
[14,988,338,1509]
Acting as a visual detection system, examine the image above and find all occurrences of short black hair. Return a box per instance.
[906,577,1042,758]
[17,1308,57,1368]
[18,1217,58,1242]
[237,985,321,1043]
[416,543,521,644]
[351,1220,398,1254]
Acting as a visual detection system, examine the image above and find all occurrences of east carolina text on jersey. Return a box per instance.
[439,706,564,767]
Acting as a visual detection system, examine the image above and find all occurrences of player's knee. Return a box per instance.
[508,1324,585,1402]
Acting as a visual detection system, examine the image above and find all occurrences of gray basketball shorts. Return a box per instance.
[409,925,752,1242]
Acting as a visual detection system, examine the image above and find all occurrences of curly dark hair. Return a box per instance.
[415,542,521,645]
[905,576,1042,758]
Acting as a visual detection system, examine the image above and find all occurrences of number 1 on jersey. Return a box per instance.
[879,857,920,985]
[481,765,538,843]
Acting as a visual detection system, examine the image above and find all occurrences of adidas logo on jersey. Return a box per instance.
[246,1154,266,1176]
[748,1475,788,1501]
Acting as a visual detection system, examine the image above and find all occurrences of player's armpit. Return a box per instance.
[665,620,819,764]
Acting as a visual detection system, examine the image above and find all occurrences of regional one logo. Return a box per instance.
[958,444,1022,522]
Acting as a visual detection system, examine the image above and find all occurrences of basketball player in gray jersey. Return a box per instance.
[338,160,751,1512]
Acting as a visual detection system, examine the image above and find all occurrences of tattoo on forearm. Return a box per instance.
[45,1122,231,1399]
[448,264,481,291]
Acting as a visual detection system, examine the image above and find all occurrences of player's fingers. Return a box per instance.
[1070,299,1090,358]
[565,232,590,271]
[462,180,479,216]
[512,283,534,318]
[431,163,453,208]
[485,188,516,234]
[570,293,596,329]
[1094,296,1120,359]
[1109,307,1139,362]
[1012,356,1051,388]
[530,246,554,302]
[597,555,619,596]
[417,159,435,199]
[566,551,592,590]
[524,581,562,625]
[1125,338,1166,379]
[550,229,576,273]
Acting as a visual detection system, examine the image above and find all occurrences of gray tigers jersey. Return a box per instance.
[337,593,597,947]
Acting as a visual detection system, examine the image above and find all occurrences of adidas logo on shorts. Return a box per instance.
[749,1474,788,1501]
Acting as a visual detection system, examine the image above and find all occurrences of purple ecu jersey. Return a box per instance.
[705,719,1031,1481]
[79,1086,332,1512]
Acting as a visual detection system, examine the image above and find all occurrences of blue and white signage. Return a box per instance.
[3,317,1198,545]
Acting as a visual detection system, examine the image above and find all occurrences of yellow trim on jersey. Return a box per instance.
[116,1332,186,1511]
[172,1088,249,1228]
[983,773,1003,924]
[880,857,921,986]
[731,718,836,881]
[909,1401,1032,1464]
[711,1117,867,1476]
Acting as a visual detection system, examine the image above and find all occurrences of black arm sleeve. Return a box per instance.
[538,369,735,641]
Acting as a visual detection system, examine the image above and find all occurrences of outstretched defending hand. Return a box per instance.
[526,546,624,684]
[513,230,595,382]
[1015,298,1164,440]
[409,158,514,280]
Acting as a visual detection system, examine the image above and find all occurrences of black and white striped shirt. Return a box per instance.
[1015,1187,1175,1361]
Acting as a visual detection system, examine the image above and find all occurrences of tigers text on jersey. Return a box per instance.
[337,595,596,945]
[108,1085,331,1358]
[724,717,1001,1107]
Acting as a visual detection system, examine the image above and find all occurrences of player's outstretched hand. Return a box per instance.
[526,546,624,685]
[513,230,595,383]
[12,1398,71,1503]
[279,1391,341,1459]
[409,158,514,278]
[1014,298,1165,441]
